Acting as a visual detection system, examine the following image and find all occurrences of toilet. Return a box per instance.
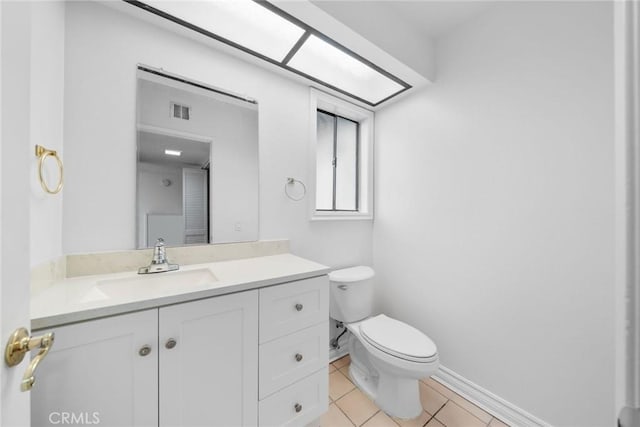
[329,266,439,419]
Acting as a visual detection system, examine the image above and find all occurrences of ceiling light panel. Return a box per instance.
[144,0,305,62]
[127,1,412,106]
[287,35,406,105]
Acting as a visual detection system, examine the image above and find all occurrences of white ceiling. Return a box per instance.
[138,131,210,168]
[312,1,493,39]
[384,1,494,39]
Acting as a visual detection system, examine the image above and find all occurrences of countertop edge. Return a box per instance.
[32,266,330,331]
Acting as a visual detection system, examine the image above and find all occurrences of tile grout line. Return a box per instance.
[333,399,357,427]
[334,382,374,426]
[330,367,356,401]
[333,372,396,427]
[357,409,382,427]
[426,379,501,426]
[422,411,436,427]
[428,398,449,427]
[423,380,493,427]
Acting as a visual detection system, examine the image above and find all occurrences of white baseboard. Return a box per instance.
[433,365,551,427]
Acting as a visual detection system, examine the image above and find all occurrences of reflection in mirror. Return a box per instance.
[137,129,211,247]
[136,67,259,249]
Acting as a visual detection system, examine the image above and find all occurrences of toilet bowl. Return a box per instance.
[329,267,439,419]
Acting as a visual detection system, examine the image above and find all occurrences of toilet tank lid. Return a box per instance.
[329,266,375,282]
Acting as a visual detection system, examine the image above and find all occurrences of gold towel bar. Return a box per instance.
[35,145,63,195]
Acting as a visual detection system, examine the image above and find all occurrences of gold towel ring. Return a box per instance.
[35,145,63,195]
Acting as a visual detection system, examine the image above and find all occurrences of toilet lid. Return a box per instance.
[359,315,437,362]
[329,266,375,282]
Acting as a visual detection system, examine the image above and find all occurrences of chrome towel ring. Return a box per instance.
[35,145,63,195]
[284,177,306,201]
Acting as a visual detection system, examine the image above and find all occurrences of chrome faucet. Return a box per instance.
[138,238,179,274]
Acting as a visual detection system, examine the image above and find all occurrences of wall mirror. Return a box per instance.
[136,67,259,249]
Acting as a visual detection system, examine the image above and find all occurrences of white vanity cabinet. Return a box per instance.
[159,290,258,426]
[31,291,259,427]
[31,310,159,427]
[31,273,328,427]
[258,276,329,427]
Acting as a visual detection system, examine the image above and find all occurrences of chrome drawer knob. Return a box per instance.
[295,303,303,312]
[294,403,302,413]
[295,353,303,362]
[165,338,177,349]
[139,345,152,357]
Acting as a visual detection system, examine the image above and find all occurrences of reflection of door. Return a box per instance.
[183,168,208,244]
[1,2,34,423]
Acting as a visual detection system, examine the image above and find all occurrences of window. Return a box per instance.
[316,111,359,211]
[310,89,373,220]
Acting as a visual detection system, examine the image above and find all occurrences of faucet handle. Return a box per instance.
[152,238,167,264]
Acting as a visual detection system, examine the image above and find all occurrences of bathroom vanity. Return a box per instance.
[30,254,329,427]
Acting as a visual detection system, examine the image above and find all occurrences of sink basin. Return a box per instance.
[94,268,218,299]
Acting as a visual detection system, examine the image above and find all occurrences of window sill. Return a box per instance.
[311,212,373,221]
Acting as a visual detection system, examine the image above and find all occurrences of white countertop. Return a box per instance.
[32,254,329,330]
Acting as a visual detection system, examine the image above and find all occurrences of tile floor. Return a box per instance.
[322,355,510,427]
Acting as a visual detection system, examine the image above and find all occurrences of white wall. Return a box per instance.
[374,2,614,426]
[62,1,372,269]
[29,1,65,267]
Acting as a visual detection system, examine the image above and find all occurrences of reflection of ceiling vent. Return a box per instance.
[171,102,190,120]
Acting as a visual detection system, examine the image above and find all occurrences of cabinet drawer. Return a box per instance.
[259,276,329,343]
[259,322,328,399]
[259,368,328,427]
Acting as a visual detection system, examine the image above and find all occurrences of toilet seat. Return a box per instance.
[359,315,438,363]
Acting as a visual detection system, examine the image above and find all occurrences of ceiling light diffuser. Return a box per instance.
[125,0,411,106]
[143,0,305,62]
[287,35,406,105]
[165,149,182,156]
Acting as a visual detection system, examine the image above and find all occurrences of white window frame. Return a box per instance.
[308,88,374,220]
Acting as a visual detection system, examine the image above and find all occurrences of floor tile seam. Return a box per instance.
[333,400,358,427]
[441,389,491,422]
[422,411,436,427]
[331,368,356,400]
[358,409,384,427]
[430,398,450,424]
[434,400,487,427]
[335,389,382,427]
[429,377,494,424]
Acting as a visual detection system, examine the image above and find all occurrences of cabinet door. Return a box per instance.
[159,290,258,427]
[31,310,158,427]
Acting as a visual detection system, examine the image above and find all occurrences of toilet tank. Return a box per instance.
[328,266,375,323]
